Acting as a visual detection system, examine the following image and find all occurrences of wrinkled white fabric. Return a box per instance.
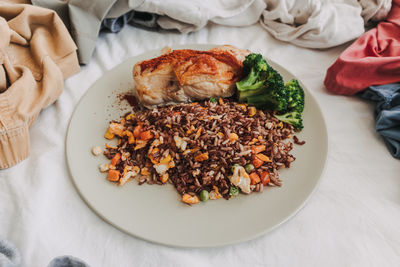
[259,0,392,48]
[0,23,399,266]
[32,0,392,64]
[138,0,266,33]
[260,0,364,48]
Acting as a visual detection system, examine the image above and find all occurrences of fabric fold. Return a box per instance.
[0,3,80,169]
[324,0,400,95]
[360,83,400,159]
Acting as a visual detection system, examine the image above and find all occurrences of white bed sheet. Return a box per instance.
[1,23,399,267]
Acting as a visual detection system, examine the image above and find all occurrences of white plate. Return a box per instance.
[66,44,328,248]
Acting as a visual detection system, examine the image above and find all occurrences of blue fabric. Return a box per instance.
[0,238,89,267]
[361,83,400,159]
[101,11,158,33]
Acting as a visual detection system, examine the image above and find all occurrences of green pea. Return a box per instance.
[200,190,209,202]
[229,186,239,196]
[231,163,240,173]
[244,164,255,173]
[209,97,217,103]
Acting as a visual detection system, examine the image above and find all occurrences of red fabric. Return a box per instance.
[324,0,400,95]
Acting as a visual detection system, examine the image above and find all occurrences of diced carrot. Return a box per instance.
[182,194,199,205]
[108,169,120,182]
[123,130,135,144]
[252,157,263,168]
[252,145,266,154]
[111,153,121,166]
[160,173,169,183]
[260,171,270,186]
[173,111,181,116]
[140,130,153,141]
[256,153,272,162]
[218,98,224,105]
[194,152,209,162]
[104,129,114,140]
[249,172,261,185]
[229,133,239,142]
[133,125,142,138]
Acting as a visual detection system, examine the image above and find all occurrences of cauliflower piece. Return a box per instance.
[229,165,251,194]
[91,146,103,156]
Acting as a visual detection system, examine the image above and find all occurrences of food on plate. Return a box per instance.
[101,98,302,203]
[133,45,250,108]
[236,53,305,129]
[97,46,306,205]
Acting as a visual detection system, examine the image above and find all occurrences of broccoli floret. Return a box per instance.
[285,79,304,113]
[236,53,287,111]
[246,87,288,111]
[273,79,305,130]
[236,54,268,91]
[274,111,303,130]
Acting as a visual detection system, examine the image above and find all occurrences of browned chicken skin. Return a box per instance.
[133,45,250,108]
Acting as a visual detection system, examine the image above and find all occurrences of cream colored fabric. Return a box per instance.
[259,0,391,49]
[0,2,79,169]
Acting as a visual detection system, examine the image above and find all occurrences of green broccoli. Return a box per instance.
[274,79,305,130]
[274,111,303,130]
[236,53,287,111]
[236,54,268,92]
[285,79,304,113]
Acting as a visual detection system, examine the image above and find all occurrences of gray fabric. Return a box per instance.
[48,256,90,267]
[0,238,89,267]
[361,83,400,159]
[31,0,145,64]
[0,238,20,267]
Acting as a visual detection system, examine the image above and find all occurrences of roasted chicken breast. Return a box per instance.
[133,45,250,108]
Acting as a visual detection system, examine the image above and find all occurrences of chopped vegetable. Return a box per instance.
[252,157,263,168]
[99,163,109,172]
[125,113,135,120]
[107,169,120,182]
[200,190,210,201]
[194,152,209,162]
[251,145,266,154]
[228,133,239,142]
[91,146,103,156]
[274,79,305,129]
[160,173,169,183]
[244,163,255,173]
[133,125,142,138]
[248,106,256,117]
[229,165,251,194]
[249,172,261,185]
[111,153,121,166]
[140,130,153,141]
[231,163,240,173]
[209,97,217,103]
[236,53,287,111]
[209,186,222,199]
[104,129,115,140]
[123,130,135,144]
[218,98,224,105]
[182,194,199,205]
[229,186,239,196]
[260,171,270,185]
[255,153,272,162]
